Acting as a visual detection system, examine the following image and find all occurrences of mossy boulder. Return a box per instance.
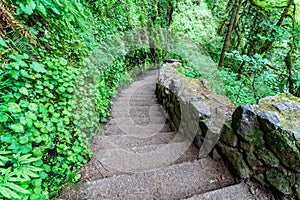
[265,128,300,172]
[266,170,295,195]
[219,121,238,147]
[232,105,262,144]
[218,143,250,179]
[255,146,279,167]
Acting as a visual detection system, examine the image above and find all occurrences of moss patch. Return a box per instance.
[265,129,300,172]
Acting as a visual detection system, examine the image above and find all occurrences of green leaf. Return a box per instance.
[19,87,29,96]
[26,111,37,120]
[30,62,47,73]
[0,114,9,123]
[19,136,28,144]
[28,103,38,111]
[8,103,22,113]
[11,124,24,133]
[22,1,36,15]
[20,144,32,154]
[51,7,60,15]
[36,2,47,16]
[0,185,20,199]
[20,69,31,79]
[0,38,8,48]
[5,182,30,194]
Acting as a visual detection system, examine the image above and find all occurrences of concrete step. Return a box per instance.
[111,110,164,118]
[117,94,157,98]
[81,142,199,181]
[111,104,164,113]
[113,100,158,106]
[108,116,167,126]
[114,97,157,102]
[92,142,198,173]
[91,132,177,149]
[184,183,270,200]
[103,123,173,136]
[75,158,235,199]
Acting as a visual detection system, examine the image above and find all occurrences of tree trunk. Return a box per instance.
[218,0,242,67]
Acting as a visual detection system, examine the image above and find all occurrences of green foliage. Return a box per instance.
[0,152,45,199]
[177,66,202,79]
[171,0,222,61]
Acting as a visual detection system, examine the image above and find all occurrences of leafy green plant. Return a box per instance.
[0,151,44,199]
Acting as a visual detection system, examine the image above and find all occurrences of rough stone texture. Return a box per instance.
[257,111,281,132]
[217,93,300,199]
[232,105,261,143]
[156,63,235,159]
[184,182,271,200]
[218,144,250,179]
[219,121,238,147]
[76,158,235,200]
[155,63,280,199]
[266,170,295,195]
[265,128,300,172]
[255,147,279,168]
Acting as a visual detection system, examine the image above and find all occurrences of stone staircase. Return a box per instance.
[62,70,270,200]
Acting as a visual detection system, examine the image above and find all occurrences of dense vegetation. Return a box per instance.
[0,0,299,199]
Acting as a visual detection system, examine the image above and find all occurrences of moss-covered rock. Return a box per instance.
[219,121,238,147]
[246,150,262,169]
[265,128,300,172]
[232,105,263,144]
[258,93,300,136]
[255,147,279,167]
[266,170,295,195]
[218,144,250,179]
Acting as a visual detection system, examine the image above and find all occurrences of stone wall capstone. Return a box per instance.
[156,61,300,199]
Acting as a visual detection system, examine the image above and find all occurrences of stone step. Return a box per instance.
[113,100,158,106]
[81,142,199,181]
[120,87,156,94]
[111,110,164,118]
[108,116,167,126]
[91,132,177,149]
[114,97,157,102]
[75,158,235,199]
[117,94,157,98]
[103,123,173,136]
[111,104,164,113]
[184,183,262,200]
[92,142,198,173]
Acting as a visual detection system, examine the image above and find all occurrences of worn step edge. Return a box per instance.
[79,142,198,182]
[92,132,177,149]
[108,117,167,126]
[111,111,164,118]
[183,183,256,200]
[75,158,235,200]
[103,124,172,136]
[92,142,198,173]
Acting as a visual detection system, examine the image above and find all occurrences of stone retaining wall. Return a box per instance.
[156,62,300,199]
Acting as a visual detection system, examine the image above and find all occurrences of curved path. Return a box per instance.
[61,70,270,200]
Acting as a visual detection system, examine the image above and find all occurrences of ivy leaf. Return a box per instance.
[22,1,36,15]
[19,87,29,96]
[30,62,47,73]
[11,124,24,133]
[8,103,22,113]
[20,144,32,154]
[28,103,38,112]
[0,38,8,48]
